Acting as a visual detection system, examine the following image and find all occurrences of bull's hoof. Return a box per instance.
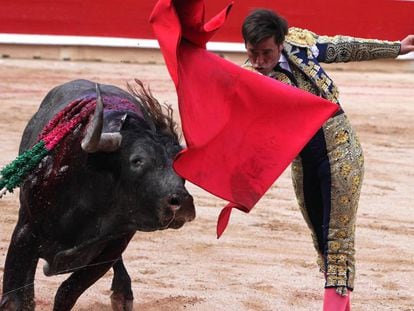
[0,296,35,311]
[110,293,133,311]
[0,297,17,311]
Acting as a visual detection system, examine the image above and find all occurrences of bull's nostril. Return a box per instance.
[168,194,181,211]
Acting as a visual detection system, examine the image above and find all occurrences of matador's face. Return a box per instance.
[246,36,283,76]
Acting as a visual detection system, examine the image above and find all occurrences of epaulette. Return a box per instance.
[285,27,317,47]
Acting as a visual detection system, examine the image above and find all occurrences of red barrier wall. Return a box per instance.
[1,0,413,42]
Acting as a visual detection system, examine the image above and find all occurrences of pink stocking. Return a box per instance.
[323,288,351,311]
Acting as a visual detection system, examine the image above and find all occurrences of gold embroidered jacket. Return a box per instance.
[283,27,400,102]
[243,28,400,294]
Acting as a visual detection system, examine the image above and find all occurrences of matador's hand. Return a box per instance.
[399,35,414,55]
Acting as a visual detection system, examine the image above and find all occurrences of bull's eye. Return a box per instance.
[130,157,144,168]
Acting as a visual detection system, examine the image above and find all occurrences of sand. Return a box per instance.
[0,57,413,310]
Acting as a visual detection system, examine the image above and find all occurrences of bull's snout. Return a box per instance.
[163,192,195,229]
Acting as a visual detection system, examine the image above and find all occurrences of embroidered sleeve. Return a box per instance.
[315,34,401,63]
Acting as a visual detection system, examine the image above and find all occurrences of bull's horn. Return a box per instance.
[81,84,122,153]
[0,187,7,198]
[81,84,104,153]
[93,132,122,152]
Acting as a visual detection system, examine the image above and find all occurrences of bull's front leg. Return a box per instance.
[0,221,39,311]
[53,234,134,311]
[110,257,133,311]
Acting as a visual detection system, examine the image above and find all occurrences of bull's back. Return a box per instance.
[19,79,138,153]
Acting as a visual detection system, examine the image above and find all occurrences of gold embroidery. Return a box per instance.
[351,175,361,194]
[292,114,364,294]
[340,163,352,177]
[288,52,340,102]
[339,215,350,225]
[335,130,349,144]
[317,35,401,62]
[329,241,341,251]
[241,64,261,74]
[285,27,317,47]
[324,114,364,293]
[332,150,343,159]
[269,71,296,86]
[337,230,347,239]
[339,195,350,205]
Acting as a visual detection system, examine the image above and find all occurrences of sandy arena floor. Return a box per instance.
[0,57,413,310]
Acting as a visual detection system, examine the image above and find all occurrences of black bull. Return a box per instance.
[0,79,196,310]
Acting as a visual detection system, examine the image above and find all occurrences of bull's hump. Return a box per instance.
[80,89,144,119]
[102,95,144,118]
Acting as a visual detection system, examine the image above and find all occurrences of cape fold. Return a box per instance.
[150,0,339,238]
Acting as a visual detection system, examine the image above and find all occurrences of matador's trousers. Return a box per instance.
[291,112,364,295]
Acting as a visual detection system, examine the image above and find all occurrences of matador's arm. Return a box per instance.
[315,33,401,63]
[285,27,402,63]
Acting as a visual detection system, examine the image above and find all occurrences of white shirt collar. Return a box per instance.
[278,54,291,72]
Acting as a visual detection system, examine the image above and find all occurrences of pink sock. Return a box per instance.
[323,288,351,311]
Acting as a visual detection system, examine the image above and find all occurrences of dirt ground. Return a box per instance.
[0,57,413,311]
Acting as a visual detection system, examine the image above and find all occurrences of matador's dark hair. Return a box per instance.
[242,9,288,45]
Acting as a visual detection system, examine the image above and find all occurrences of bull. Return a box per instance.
[0,79,196,310]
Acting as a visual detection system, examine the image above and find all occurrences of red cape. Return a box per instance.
[150,0,338,238]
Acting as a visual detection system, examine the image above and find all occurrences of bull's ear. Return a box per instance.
[106,113,128,132]
[119,114,128,130]
[95,114,127,152]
